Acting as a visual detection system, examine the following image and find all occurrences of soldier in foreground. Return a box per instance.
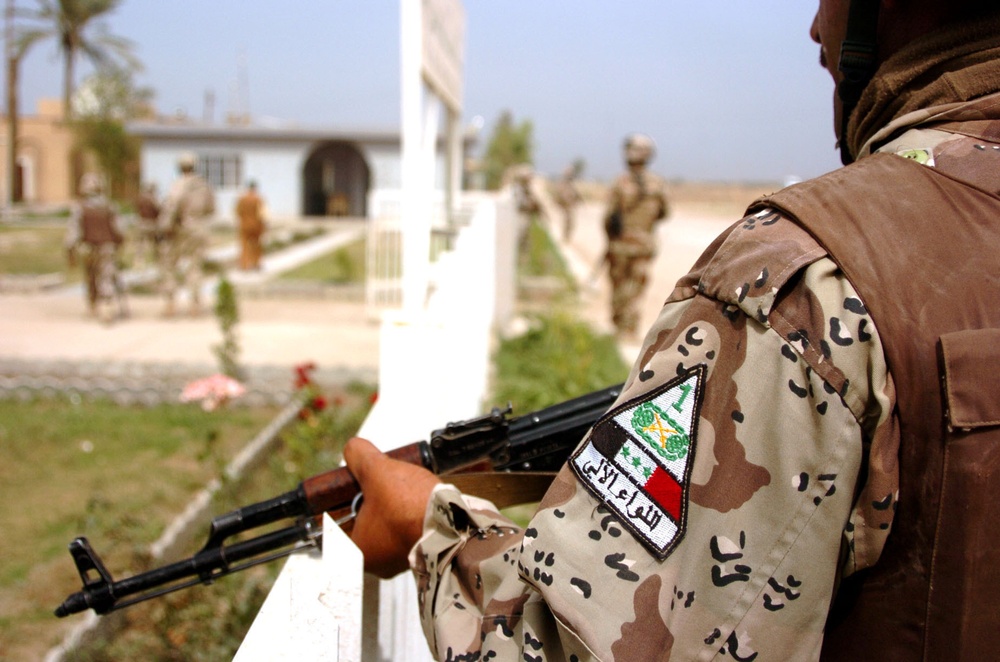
[603,133,669,343]
[158,153,215,317]
[345,1,1000,659]
[65,174,124,324]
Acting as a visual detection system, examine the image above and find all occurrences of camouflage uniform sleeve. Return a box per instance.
[650,173,669,221]
[411,483,532,660]
[411,211,899,661]
[64,203,83,249]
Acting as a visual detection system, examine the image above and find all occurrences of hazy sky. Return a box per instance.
[12,1,841,183]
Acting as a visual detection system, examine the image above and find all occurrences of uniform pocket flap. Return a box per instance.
[940,329,1000,429]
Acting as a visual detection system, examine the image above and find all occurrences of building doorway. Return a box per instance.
[302,141,370,217]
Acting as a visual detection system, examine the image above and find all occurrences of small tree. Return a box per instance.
[71,66,151,199]
[482,110,535,190]
[213,274,243,380]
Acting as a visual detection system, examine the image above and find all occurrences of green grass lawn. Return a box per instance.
[278,237,366,284]
[0,223,253,279]
[519,215,576,289]
[0,400,288,658]
[0,380,376,662]
[498,215,627,410]
[66,382,376,661]
[491,312,629,415]
[0,225,72,276]
[0,398,285,660]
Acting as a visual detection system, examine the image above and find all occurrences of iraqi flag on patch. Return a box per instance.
[571,365,705,560]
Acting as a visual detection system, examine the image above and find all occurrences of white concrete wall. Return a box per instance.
[242,147,307,219]
[363,144,402,190]
[141,140,312,221]
[139,140,449,221]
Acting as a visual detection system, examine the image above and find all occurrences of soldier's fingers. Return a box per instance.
[342,436,382,485]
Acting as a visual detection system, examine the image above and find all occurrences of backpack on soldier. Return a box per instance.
[184,176,216,218]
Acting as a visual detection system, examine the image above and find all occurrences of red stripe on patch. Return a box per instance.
[644,467,683,521]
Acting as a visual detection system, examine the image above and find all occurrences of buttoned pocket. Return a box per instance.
[939,328,1000,429]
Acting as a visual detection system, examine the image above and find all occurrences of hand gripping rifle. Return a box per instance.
[55,384,623,618]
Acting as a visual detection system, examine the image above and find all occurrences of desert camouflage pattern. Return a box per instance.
[158,172,215,308]
[411,98,1000,662]
[414,233,893,660]
[605,170,669,335]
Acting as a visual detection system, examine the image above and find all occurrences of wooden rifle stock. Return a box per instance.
[301,442,432,524]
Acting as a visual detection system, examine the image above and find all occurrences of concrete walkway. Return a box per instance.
[0,198,737,395]
[0,221,379,400]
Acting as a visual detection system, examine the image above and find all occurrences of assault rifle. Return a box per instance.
[55,384,623,618]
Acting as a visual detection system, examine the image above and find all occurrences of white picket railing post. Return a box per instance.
[234,514,364,661]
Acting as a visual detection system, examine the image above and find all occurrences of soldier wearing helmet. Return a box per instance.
[624,132,655,165]
[602,132,669,342]
[342,2,1000,660]
[65,173,125,323]
[157,152,216,317]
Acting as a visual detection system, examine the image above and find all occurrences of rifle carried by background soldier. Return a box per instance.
[55,384,622,617]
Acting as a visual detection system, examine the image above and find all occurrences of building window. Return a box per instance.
[197,154,242,189]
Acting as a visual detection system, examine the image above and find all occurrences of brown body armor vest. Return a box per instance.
[80,203,120,246]
[758,151,1000,660]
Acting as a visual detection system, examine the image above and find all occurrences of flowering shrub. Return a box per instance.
[279,362,377,480]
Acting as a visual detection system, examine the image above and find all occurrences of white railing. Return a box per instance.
[365,190,405,311]
[235,189,518,661]
[364,190,483,316]
[234,515,364,662]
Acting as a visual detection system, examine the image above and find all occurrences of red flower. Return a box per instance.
[293,362,317,389]
[311,395,328,412]
[369,391,379,405]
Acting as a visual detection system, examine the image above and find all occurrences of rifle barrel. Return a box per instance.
[56,522,316,617]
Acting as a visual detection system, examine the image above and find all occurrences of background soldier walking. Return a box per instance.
[65,173,125,324]
[134,182,161,270]
[158,153,215,317]
[603,133,669,341]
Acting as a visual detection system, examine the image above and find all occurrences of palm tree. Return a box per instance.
[5,0,47,206]
[23,0,139,119]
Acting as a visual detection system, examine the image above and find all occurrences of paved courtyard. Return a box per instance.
[0,194,741,405]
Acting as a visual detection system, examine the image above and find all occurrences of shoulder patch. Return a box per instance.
[570,365,705,560]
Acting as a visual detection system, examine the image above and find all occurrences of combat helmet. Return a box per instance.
[623,133,656,165]
[177,151,197,172]
[79,173,104,197]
